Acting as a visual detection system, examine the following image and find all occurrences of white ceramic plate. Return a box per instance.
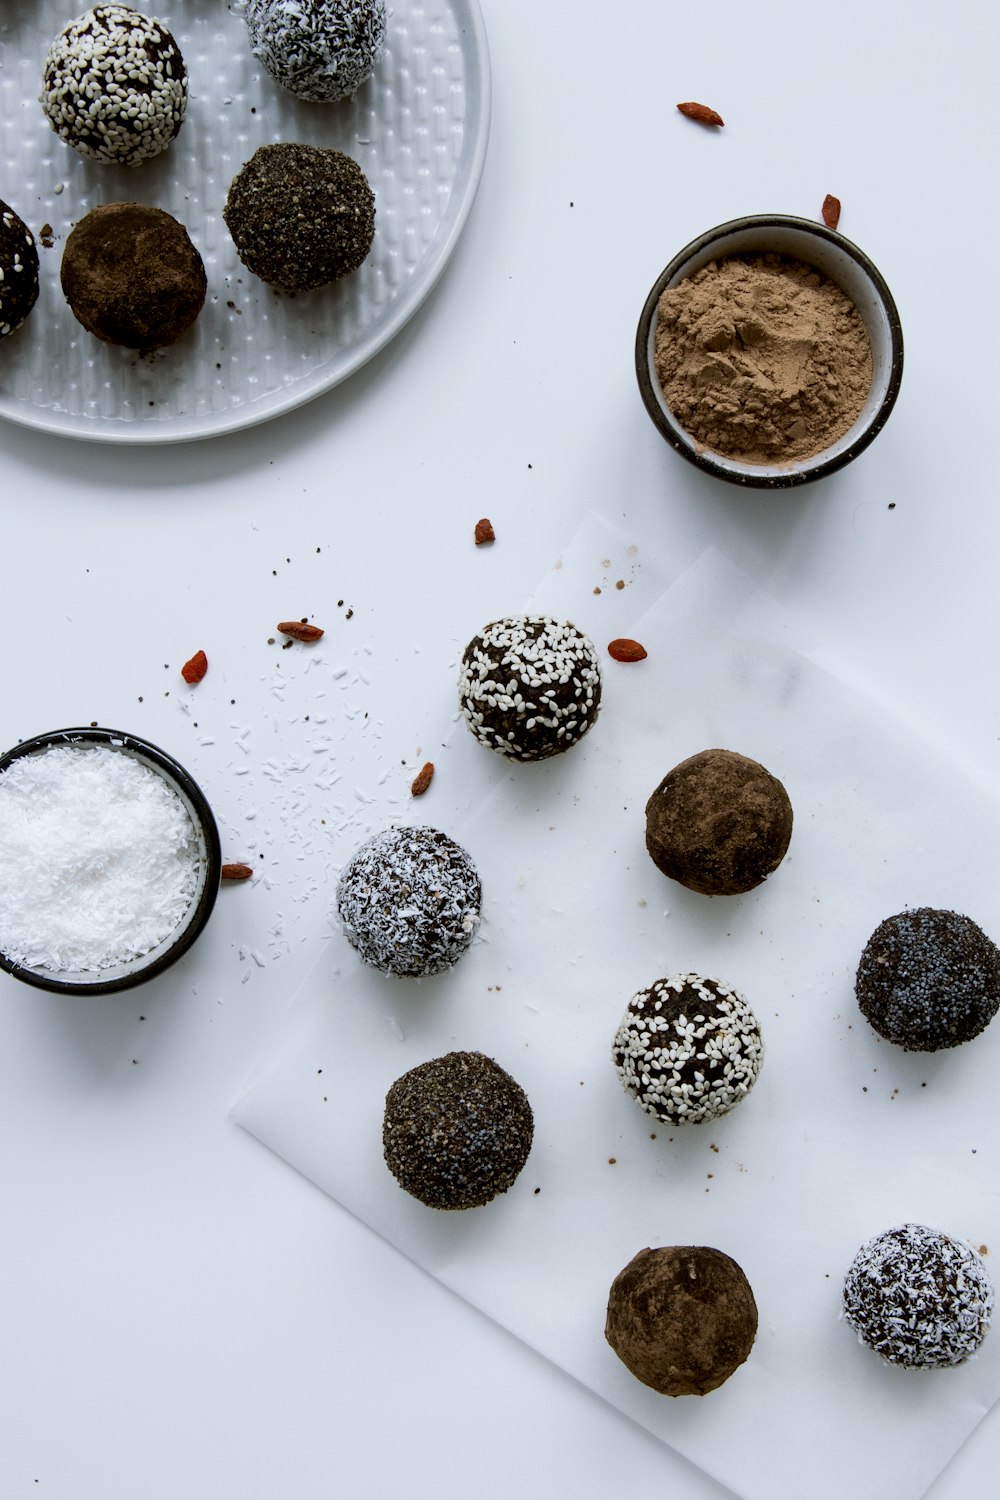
[0,0,491,443]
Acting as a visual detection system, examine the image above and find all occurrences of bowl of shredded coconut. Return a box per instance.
[635,214,904,488]
[0,727,221,994]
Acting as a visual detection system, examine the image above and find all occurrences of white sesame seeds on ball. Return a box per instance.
[40,5,187,166]
[612,973,764,1126]
[458,615,603,762]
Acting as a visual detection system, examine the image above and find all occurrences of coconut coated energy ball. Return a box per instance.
[606,1245,758,1396]
[383,1051,534,1210]
[335,826,481,977]
[458,615,603,762]
[843,1224,994,1368]
[40,5,187,166]
[0,202,40,340]
[855,907,1000,1051]
[613,974,763,1126]
[224,143,375,291]
[245,0,387,102]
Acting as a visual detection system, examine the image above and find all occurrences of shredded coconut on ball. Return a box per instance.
[244,0,387,102]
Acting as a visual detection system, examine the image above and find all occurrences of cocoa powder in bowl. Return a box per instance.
[654,251,872,465]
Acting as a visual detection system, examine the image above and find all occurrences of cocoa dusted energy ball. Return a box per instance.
[335,826,481,977]
[223,143,375,291]
[60,203,206,350]
[613,974,763,1126]
[458,615,603,762]
[383,1051,534,1210]
[843,1224,994,1368]
[855,906,1000,1051]
[245,0,387,102]
[40,5,187,166]
[606,1245,758,1396]
[645,748,792,895]
[0,201,40,340]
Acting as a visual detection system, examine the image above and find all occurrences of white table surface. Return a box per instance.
[1,1,997,1496]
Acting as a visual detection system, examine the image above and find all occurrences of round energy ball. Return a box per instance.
[458,615,603,762]
[855,907,1000,1052]
[223,143,375,291]
[0,201,40,340]
[645,748,793,896]
[245,0,387,102]
[383,1050,534,1210]
[335,826,481,977]
[40,5,187,166]
[605,1245,758,1396]
[60,203,206,351]
[843,1224,994,1368]
[613,974,763,1126]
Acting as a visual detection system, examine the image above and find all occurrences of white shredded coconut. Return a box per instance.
[0,745,202,972]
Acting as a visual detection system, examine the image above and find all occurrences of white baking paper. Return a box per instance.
[232,517,1000,1500]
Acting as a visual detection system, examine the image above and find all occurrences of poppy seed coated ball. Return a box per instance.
[383,1051,534,1210]
[855,907,1000,1051]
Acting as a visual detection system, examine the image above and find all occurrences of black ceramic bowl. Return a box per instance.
[0,727,221,994]
[636,214,904,488]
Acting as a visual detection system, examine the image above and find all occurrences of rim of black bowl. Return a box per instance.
[635,213,905,490]
[0,726,222,995]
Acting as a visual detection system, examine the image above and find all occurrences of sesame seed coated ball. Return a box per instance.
[613,974,763,1126]
[0,201,40,341]
[335,826,481,977]
[223,143,375,291]
[843,1224,994,1368]
[458,615,603,762]
[855,907,1000,1051]
[40,5,187,167]
[245,0,387,103]
[383,1051,534,1210]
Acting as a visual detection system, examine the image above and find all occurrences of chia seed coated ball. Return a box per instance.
[0,201,40,340]
[383,1050,534,1210]
[645,748,792,896]
[843,1224,994,1368]
[605,1245,758,1396]
[458,615,603,762]
[245,0,387,102]
[856,907,1000,1051]
[223,143,375,292]
[335,826,481,977]
[40,5,187,166]
[613,974,763,1126]
[60,202,206,351]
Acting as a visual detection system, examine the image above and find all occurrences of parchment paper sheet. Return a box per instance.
[233,517,1000,1500]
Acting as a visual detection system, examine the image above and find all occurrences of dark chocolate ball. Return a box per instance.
[0,201,39,340]
[40,5,187,166]
[335,826,481,977]
[645,748,792,896]
[613,974,763,1126]
[223,143,375,291]
[855,906,1000,1051]
[605,1245,758,1396]
[843,1223,993,1368]
[383,1051,534,1210]
[458,615,603,762]
[60,203,206,351]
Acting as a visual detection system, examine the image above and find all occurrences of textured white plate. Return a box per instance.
[0,0,490,442]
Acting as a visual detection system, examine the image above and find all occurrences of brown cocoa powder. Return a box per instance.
[654,252,872,465]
